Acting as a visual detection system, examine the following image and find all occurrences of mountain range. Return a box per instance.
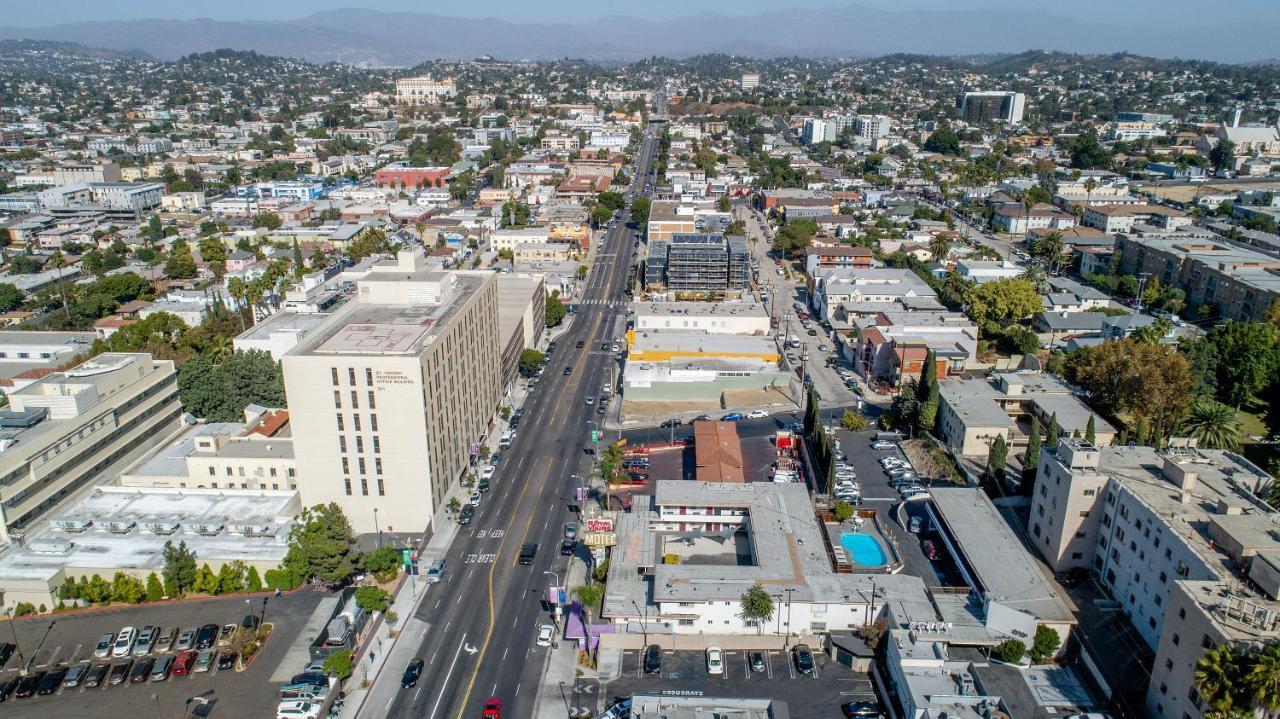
[0,6,1276,66]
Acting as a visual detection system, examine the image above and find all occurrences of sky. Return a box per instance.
[9,0,1279,27]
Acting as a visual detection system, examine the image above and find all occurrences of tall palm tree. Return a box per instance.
[1083,177,1097,206]
[1038,230,1065,275]
[929,236,950,262]
[1181,399,1242,450]
[1196,644,1243,718]
[227,277,247,332]
[49,250,70,322]
[1246,643,1280,713]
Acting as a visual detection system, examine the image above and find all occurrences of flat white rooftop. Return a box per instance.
[316,321,431,354]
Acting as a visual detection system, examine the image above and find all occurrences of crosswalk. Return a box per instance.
[575,298,628,308]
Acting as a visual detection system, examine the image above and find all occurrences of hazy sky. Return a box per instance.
[10,0,1279,27]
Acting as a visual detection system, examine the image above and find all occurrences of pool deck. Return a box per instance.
[821,512,903,573]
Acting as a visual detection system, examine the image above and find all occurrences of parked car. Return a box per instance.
[129,658,155,683]
[842,701,886,718]
[0,676,18,701]
[480,465,496,481]
[426,559,447,583]
[133,625,159,656]
[62,663,89,688]
[870,440,896,450]
[172,650,198,676]
[218,652,236,670]
[908,516,924,533]
[458,506,475,525]
[155,627,178,654]
[745,409,768,419]
[37,667,66,694]
[196,624,219,650]
[560,539,576,556]
[194,649,215,673]
[276,700,323,719]
[82,663,109,688]
[792,644,815,674]
[643,644,662,674]
[149,655,175,681]
[107,661,132,685]
[563,522,578,540]
[659,418,682,429]
[536,624,556,648]
[720,412,743,422]
[705,647,724,675]
[401,658,424,688]
[467,492,482,507]
[921,540,940,560]
[901,488,930,501]
[13,672,41,698]
[692,415,712,422]
[112,626,137,657]
[749,651,767,672]
[218,623,238,648]
[94,632,115,659]
[175,627,197,652]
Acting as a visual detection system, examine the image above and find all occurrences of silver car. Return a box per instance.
[132,625,159,657]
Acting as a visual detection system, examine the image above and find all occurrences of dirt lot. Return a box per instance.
[1148,179,1280,204]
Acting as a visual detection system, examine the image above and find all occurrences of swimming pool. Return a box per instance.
[840,532,889,568]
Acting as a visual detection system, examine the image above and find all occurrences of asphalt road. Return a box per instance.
[381,123,661,719]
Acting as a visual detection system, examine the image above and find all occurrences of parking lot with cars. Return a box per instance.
[597,646,881,715]
[0,591,324,718]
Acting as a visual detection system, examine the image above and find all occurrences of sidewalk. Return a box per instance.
[532,554,593,719]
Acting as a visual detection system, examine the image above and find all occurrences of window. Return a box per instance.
[356,436,364,453]
[1202,634,1213,649]
[350,391,358,408]
[358,458,366,473]
[371,415,378,431]
[368,391,376,409]
[373,437,380,453]
[336,414,344,431]
[332,368,339,385]
[1160,684,1167,695]
[365,368,373,386]
[348,368,356,385]
[270,468,277,477]
[225,467,233,476]
[1079,511,1089,518]
[375,458,382,474]
[1071,552,1083,559]
[1149,617,1157,629]
[339,436,347,453]
[1032,523,1041,537]
[1178,608,1186,620]
[208,467,215,476]
[377,478,385,496]
[333,391,341,408]
[1172,633,1180,646]
[360,478,368,496]
[678,619,694,626]
[354,415,361,432]
[341,457,350,474]
[1083,489,1096,496]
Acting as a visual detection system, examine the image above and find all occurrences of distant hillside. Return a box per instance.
[0,38,152,61]
[0,6,1277,65]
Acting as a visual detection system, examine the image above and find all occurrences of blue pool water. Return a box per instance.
[840,532,889,568]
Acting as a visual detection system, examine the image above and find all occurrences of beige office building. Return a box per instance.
[282,250,501,534]
[0,353,181,539]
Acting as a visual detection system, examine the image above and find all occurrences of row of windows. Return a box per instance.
[206,465,296,478]
[332,367,375,387]
[335,414,379,432]
[338,435,381,454]
[344,477,385,497]
[334,390,377,410]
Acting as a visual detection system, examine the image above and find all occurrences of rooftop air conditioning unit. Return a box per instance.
[51,517,92,533]
[140,521,180,535]
[103,518,136,534]
[190,522,224,536]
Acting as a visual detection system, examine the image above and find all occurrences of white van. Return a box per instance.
[112,626,137,657]
[498,431,515,450]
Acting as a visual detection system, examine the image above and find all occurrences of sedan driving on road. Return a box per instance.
[745,409,769,419]
[401,658,424,688]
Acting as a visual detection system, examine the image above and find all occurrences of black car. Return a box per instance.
[0,642,14,667]
[196,624,219,650]
[518,543,538,565]
[1059,567,1089,588]
[841,701,885,718]
[563,366,573,376]
[401,658,424,688]
[659,418,683,429]
[217,652,236,671]
[600,342,610,351]
[748,651,767,672]
[575,340,585,348]
[37,667,66,695]
[130,657,155,683]
[82,663,109,688]
[793,644,815,675]
[560,539,576,556]
[13,672,41,698]
[291,672,328,688]
[692,415,712,422]
[457,506,475,525]
[108,661,132,685]
[0,676,17,701]
[546,342,557,354]
[643,644,662,674]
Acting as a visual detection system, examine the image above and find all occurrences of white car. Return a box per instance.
[870,440,896,450]
[745,409,769,419]
[901,489,931,501]
[705,647,724,675]
[536,624,556,647]
[880,458,907,469]
[467,492,482,507]
[480,465,496,480]
[277,700,323,719]
[112,627,137,658]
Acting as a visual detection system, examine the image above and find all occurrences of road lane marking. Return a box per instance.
[428,636,468,719]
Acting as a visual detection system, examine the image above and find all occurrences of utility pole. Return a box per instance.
[1134,272,1151,314]
[783,588,796,648]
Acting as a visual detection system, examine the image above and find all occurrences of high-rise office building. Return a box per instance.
[282,249,501,534]
[957,91,1026,124]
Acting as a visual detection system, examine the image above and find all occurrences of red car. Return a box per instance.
[921,540,939,561]
[482,698,503,719]
[172,650,198,676]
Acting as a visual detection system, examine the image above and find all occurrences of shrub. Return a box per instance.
[1030,625,1061,662]
[833,501,855,522]
[323,649,354,679]
[996,639,1026,663]
[12,602,36,617]
[354,586,390,614]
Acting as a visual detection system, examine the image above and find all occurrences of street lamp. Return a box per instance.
[373,508,382,548]
[782,588,796,648]
[4,607,26,676]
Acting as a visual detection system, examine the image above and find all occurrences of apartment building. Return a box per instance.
[804,246,875,275]
[1082,205,1190,234]
[0,353,182,539]
[811,268,942,322]
[645,233,750,294]
[991,203,1076,235]
[1028,438,1280,719]
[740,73,760,90]
[1116,235,1280,322]
[281,249,501,534]
[118,407,295,491]
[0,331,94,378]
[937,373,1114,457]
[853,311,977,385]
[394,76,456,104]
[853,115,891,139]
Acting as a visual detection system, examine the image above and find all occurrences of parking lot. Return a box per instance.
[599,647,878,714]
[0,590,325,718]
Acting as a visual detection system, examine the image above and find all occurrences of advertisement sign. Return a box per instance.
[585,517,614,533]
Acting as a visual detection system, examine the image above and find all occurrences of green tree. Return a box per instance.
[772,219,817,259]
[840,410,868,431]
[1181,399,1243,450]
[164,242,197,279]
[110,572,146,604]
[0,283,22,312]
[354,586,391,614]
[987,435,1008,484]
[193,564,219,595]
[218,560,247,594]
[145,572,164,602]
[1022,419,1041,495]
[246,566,263,592]
[282,503,360,585]
[1207,322,1280,408]
[518,348,546,376]
[596,191,625,211]
[83,574,112,603]
[630,198,651,228]
[1067,131,1112,170]
[923,124,962,155]
[996,639,1026,663]
[322,649,354,680]
[177,350,286,422]
[1085,415,1096,445]
[544,292,567,328]
[1030,625,1061,662]
[832,501,855,522]
[1046,413,1061,447]
[1195,644,1245,717]
[1209,138,1236,172]
[738,583,774,635]
[162,540,198,595]
[1064,339,1194,431]
[966,279,1042,333]
[363,546,401,583]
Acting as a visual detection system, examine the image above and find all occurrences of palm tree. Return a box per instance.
[1181,399,1242,450]
[1038,230,1065,274]
[1196,644,1242,718]
[413,221,427,246]
[227,277,247,332]
[1246,643,1280,713]
[48,250,70,322]
[929,235,950,262]
[1082,177,1097,206]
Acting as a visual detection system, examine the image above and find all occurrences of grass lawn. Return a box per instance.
[1238,409,1268,439]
